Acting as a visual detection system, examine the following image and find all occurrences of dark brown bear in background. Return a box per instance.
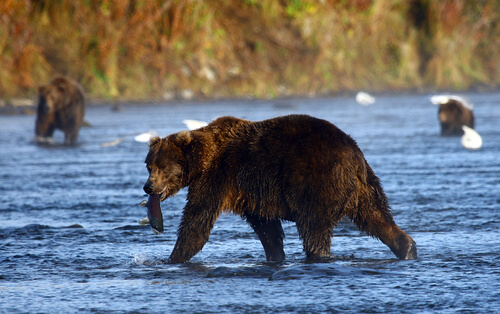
[431,95,475,136]
[35,76,85,145]
[143,115,417,263]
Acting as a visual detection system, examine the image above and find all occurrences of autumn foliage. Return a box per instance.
[1,0,499,101]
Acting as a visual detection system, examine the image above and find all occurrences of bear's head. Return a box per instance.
[143,131,192,201]
[438,101,464,124]
[37,77,73,115]
[438,100,474,136]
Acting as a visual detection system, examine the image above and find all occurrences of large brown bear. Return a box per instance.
[35,76,85,145]
[431,95,475,136]
[143,115,417,263]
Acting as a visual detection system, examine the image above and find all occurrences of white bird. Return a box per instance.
[355,92,375,106]
[430,95,474,110]
[461,125,482,150]
[182,119,208,130]
[100,138,123,147]
[134,131,158,143]
[101,130,158,147]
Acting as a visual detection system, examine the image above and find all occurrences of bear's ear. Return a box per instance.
[148,136,161,147]
[173,130,192,147]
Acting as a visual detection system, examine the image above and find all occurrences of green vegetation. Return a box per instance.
[1,0,499,101]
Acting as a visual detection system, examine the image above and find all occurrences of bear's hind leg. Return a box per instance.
[245,214,285,262]
[346,203,417,260]
[64,133,76,146]
[64,128,79,146]
[296,218,333,260]
[345,164,417,260]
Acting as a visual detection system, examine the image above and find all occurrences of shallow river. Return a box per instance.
[1,94,499,313]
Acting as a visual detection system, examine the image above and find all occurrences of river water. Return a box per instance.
[1,93,499,313]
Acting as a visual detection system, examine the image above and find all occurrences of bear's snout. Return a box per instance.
[143,180,155,194]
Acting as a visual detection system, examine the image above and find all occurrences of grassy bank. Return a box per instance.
[1,0,499,102]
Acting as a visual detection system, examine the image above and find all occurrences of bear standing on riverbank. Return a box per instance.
[143,115,417,263]
[35,76,85,145]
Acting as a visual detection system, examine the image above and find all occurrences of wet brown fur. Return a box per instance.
[438,100,474,136]
[143,115,417,263]
[35,76,85,145]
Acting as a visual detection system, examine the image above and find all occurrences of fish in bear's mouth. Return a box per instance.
[147,194,163,234]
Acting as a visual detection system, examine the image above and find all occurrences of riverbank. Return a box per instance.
[3,85,499,116]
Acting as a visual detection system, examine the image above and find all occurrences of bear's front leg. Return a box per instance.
[168,203,219,263]
[244,214,285,262]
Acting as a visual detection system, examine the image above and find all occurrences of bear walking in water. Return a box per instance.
[143,115,417,263]
[430,95,475,136]
[35,76,85,145]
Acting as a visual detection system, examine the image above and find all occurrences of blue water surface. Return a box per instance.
[1,93,499,313]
